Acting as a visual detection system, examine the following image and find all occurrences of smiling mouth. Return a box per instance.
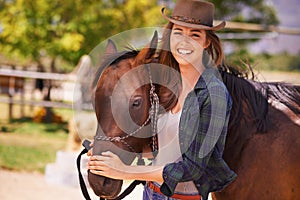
[177,48,193,55]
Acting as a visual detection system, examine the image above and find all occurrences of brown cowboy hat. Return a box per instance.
[161,0,225,31]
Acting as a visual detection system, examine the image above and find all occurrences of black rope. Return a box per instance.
[77,140,144,200]
[76,148,92,200]
[114,180,146,200]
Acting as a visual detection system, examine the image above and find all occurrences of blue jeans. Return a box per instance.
[143,183,178,200]
[143,182,202,200]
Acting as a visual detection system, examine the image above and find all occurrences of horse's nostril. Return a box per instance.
[103,177,111,186]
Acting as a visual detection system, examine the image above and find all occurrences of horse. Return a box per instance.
[82,31,179,199]
[212,67,300,199]
[79,33,300,199]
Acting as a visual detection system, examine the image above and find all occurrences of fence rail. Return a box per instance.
[0,68,76,81]
[0,68,82,121]
[0,97,73,109]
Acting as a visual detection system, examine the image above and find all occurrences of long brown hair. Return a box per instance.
[206,30,224,66]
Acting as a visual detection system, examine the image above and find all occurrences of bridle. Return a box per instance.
[94,64,159,162]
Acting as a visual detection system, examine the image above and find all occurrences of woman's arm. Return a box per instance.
[87,151,164,182]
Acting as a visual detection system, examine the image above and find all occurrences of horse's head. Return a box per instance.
[89,32,159,199]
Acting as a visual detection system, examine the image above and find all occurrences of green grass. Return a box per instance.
[0,104,74,173]
[0,145,57,172]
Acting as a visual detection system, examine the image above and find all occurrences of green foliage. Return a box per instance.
[226,50,300,72]
[257,52,300,71]
[0,0,280,71]
[208,0,279,26]
[0,0,162,70]
[207,0,279,47]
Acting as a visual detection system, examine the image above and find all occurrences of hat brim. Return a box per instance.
[161,7,225,31]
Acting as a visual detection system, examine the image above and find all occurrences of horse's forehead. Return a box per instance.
[116,58,136,74]
[96,58,146,95]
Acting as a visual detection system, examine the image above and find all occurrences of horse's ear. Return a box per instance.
[136,31,158,63]
[105,39,117,55]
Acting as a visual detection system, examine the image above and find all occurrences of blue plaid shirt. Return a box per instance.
[160,68,237,200]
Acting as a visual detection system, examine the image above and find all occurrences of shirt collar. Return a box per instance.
[195,68,220,89]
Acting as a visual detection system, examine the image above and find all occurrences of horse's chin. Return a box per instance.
[88,171,123,199]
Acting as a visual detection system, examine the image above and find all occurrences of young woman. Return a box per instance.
[88,1,237,199]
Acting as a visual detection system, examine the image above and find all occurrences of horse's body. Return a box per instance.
[212,73,300,199]
[87,34,300,199]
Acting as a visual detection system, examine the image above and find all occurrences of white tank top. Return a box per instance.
[152,111,198,193]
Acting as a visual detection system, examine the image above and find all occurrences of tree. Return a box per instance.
[0,0,279,69]
[0,0,162,70]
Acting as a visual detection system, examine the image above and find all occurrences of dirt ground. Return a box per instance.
[0,168,144,200]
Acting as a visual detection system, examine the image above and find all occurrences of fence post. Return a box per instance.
[8,76,15,122]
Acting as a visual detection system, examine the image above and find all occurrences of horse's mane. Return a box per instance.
[219,64,300,134]
[264,82,300,115]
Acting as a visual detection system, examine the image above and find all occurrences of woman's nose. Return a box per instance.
[180,34,191,44]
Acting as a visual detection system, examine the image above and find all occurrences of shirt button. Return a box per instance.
[163,174,168,179]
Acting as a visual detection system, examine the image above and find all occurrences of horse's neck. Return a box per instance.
[221,72,268,168]
[221,71,300,169]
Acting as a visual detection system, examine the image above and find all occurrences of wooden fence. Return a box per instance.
[0,68,77,121]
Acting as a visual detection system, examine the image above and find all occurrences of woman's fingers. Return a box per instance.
[90,141,94,147]
[87,152,127,179]
[90,170,105,176]
[101,151,116,157]
[88,162,108,170]
[87,149,93,156]
[90,154,111,162]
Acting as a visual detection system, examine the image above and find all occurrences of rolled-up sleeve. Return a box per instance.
[160,81,231,196]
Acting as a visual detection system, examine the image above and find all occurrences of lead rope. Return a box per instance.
[147,64,159,157]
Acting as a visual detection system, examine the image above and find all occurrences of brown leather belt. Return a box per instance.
[147,181,202,200]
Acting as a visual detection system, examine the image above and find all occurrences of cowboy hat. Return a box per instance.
[161,0,225,31]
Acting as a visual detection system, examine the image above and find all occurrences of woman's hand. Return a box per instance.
[87,141,93,156]
[87,151,128,180]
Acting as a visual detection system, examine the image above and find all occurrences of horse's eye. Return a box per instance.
[132,97,142,109]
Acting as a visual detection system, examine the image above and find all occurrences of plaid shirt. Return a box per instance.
[160,68,237,200]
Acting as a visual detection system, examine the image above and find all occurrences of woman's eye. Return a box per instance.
[173,31,182,35]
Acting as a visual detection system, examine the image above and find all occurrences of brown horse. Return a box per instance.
[212,68,300,199]
[84,34,300,199]
[87,31,178,199]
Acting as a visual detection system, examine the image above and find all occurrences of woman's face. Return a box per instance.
[170,24,209,68]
